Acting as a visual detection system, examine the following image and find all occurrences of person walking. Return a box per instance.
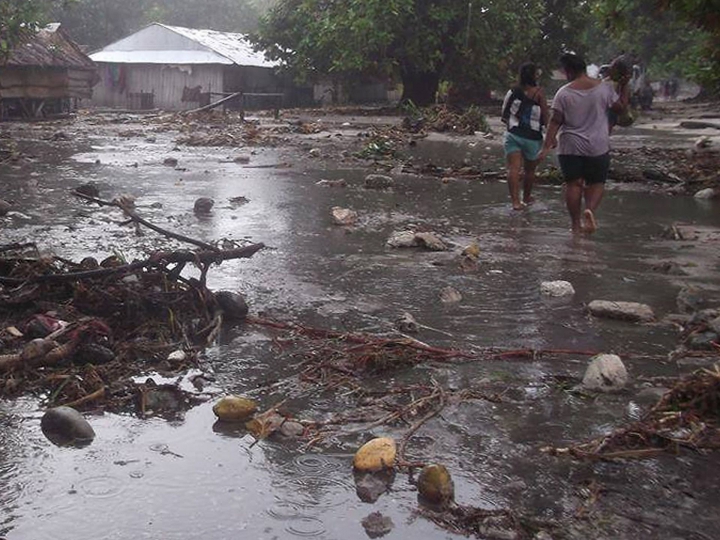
[501,63,549,210]
[539,53,629,233]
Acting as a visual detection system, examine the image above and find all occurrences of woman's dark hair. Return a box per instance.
[559,53,587,78]
[518,63,538,87]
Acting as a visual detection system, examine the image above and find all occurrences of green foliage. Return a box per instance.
[255,0,557,105]
[593,0,720,93]
[0,0,63,61]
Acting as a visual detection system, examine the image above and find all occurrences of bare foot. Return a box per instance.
[523,196,535,205]
[512,201,526,211]
[583,209,597,233]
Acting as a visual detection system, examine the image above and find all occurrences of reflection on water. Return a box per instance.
[1,119,720,539]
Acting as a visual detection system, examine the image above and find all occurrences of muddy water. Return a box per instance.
[1,116,720,539]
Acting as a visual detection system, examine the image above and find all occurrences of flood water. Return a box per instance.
[1,115,720,539]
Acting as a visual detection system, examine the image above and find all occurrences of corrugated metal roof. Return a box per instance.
[90,23,276,68]
[5,24,96,69]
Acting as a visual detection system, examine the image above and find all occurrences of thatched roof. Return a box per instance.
[4,24,95,70]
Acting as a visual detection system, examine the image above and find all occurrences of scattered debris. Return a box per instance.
[316,179,347,188]
[395,312,420,333]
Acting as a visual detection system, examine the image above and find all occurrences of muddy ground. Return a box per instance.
[1,100,719,540]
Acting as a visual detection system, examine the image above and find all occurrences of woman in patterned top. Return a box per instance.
[501,63,549,210]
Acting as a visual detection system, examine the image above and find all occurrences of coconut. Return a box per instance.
[353,437,397,472]
[417,463,455,505]
[212,395,258,422]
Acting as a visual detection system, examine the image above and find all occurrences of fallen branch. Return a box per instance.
[72,191,217,251]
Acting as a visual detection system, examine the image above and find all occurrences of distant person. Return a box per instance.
[538,53,629,234]
[500,63,549,210]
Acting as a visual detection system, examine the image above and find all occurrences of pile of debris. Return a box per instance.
[0,192,264,415]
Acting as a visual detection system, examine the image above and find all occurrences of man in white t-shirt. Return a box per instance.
[539,53,629,233]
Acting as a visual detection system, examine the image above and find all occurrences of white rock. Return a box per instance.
[540,280,575,297]
[387,230,418,248]
[331,206,358,226]
[309,148,321,157]
[582,354,628,391]
[167,350,187,362]
[694,188,719,199]
[588,300,655,322]
[414,232,448,251]
[440,286,462,304]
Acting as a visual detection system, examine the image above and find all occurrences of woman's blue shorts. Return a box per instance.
[504,132,542,161]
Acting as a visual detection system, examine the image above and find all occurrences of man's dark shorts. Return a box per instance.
[558,153,611,185]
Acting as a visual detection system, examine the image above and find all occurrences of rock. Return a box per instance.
[353,437,397,472]
[680,120,720,129]
[677,285,706,314]
[354,469,395,503]
[167,349,187,362]
[582,354,628,391]
[193,197,214,214]
[331,206,358,226]
[462,243,480,260]
[364,174,393,189]
[163,157,178,166]
[278,420,305,438]
[73,343,115,365]
[395,312,419,333]
[233,155,251,164]
[540,280,575,297]
[587,300,655,322]
[361,512,394,538]
[695,135,712,149]
[308,148,321,157]
[113,194,136,209]
[213,395,258,422]
[75,182,100,198]
[41,406,95,446]
[687,331,719,350]
[709,316,720,334]
[137,382,188,417]
[417,464,455,506]
[694,188,719,199]
[440,286,462,304]
[651,261,687,276]
[316,179,347,187]
[414,232,448,251]
[79,257,99,270]
[214,291,249,320]
[386,230,417,248]
[0,198,12,216]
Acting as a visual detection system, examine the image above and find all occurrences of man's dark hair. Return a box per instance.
[518,63,538,87]
[559,53,586,78]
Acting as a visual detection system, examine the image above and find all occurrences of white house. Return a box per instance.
[88,23,285,111]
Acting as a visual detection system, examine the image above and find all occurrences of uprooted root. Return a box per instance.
[545,364,720,460]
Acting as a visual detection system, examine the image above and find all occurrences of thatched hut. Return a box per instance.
[0,24,97,118]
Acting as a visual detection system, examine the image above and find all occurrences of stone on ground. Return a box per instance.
[193,197,214,214]
[361,511,394,538]
[582,354,628,391]
[41,406,95,446]
[386,230,417,248]
[414,232,448,251]
[214,291,249,320]
[331,206,358,226]
[417,464,455,506]
[0,198,12,216]
[540,280,575,297]
[694,188,719,199]
[353,437,397,472]
[364,174,394,189]
[440,286,462,304]
[588,300,654,322]
[213,395,258,422]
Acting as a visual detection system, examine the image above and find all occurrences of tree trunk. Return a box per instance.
[400,69,440,107]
